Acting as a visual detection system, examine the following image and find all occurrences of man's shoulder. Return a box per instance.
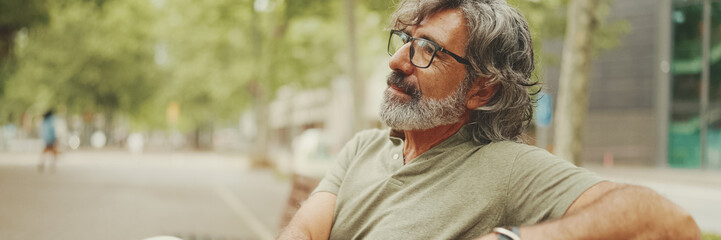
[348,128,390,144]
[342,128,393,151]
[354,128,390,139]
[469,141,559,165]
[480,141,577,173]
[481,141,545,156]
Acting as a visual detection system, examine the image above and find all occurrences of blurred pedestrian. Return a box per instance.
[38,110,58,172]
[278,0,700,239]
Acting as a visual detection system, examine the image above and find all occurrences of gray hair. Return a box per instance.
[390,0,538,144]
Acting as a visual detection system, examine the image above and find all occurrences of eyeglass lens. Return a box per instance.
[388,32,437,68]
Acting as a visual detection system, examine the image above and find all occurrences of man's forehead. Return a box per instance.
[403,9,466,49]
[404,25,444,45]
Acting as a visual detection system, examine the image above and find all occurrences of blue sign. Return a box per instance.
[534,91,552,127]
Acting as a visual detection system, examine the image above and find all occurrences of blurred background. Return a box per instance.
[0,0,720,239]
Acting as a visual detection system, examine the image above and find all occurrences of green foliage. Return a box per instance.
[0,0,630,131]
[355,5,393,82]
[285,0,336,19]
[0,0,49,99]
[148,0,347,131]
[2,0,160,123]
[704,233,721,240]
[276,15,345,88]
[590,0,631,55]
[0,0,359,130]
[0,0,48,29]
[509,0,567,84]
[359,0,397,25]
[509,0,629,83]
[155,0,255,130]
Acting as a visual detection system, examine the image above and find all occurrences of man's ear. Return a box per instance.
[466,77,498,110]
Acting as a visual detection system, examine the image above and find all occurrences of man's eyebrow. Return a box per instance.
[399,27,446,48]
[417,33,444,48]
[397,27,410,34]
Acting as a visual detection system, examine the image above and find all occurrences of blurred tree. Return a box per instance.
[0,0,626,158]
[553,0,626,166]
[245,0,347,161]
[154,0,346,151]
[0,0,48,101]
[507,0,627,166]
[2,0,161,131]
[0,0,112,102]
[510,0,627,85]
[347,0,398,133]
[346,0,363,134]
[1,0,357,150]
[154,0,256,136]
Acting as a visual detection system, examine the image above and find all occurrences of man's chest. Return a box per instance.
[330,153,509,240]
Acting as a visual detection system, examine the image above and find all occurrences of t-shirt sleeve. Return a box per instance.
[311,132,363,196]
[503,147,604,226]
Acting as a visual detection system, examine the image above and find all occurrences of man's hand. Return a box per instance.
[477,181,701,240]
[277,192,337,240]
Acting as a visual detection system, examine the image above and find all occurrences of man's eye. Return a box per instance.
[417,41,435,54]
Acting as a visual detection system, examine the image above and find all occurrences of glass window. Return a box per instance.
[707,1,721,169]
[669,3,703,168]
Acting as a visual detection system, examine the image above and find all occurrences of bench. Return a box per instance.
[280,174,321,228]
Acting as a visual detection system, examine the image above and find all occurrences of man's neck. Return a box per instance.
[402,114,469,164]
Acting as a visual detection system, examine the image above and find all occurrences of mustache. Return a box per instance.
[387,71,421,98]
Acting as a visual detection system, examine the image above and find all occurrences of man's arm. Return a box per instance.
[277,192,337,240]
[478,181,701,240]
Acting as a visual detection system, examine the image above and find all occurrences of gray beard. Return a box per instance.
[379,84,468,130]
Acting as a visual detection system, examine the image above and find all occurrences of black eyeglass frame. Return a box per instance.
[387,30,471,68]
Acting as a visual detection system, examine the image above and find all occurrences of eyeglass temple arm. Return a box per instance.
[440,48,471,65]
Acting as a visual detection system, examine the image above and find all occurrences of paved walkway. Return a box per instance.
[586,165,721,234]
[0,151,290,240]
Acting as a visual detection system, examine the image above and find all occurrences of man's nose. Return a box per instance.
[388,44,415,76]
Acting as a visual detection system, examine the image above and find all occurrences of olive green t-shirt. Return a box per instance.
[313,127,603,240]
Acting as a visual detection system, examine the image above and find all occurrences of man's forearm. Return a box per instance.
[277,192,336,240]
[522,185,700,240]
[278,225,311,240]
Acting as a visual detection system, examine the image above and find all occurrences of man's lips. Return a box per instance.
[386,71,420,98]
[390,84,408,95]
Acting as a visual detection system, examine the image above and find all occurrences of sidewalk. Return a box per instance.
[586,165,721,234]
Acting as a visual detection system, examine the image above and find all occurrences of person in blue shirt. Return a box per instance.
[38,110,58,172]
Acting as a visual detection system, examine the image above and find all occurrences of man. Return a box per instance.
[279,0,701,239]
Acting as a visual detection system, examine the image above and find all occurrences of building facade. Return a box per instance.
[545,0,721,169]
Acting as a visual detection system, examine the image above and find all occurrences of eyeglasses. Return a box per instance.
[387,30,471,68]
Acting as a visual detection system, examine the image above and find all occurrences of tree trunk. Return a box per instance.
[0,27,17,97]
[345,0,364,133]
[249,4,271,165]
[0,27,15,60]
[249,4,295,166]
[553,0,600,166]
[252,82,270,163]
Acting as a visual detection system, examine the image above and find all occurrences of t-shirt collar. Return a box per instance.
[388,124,474,144]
